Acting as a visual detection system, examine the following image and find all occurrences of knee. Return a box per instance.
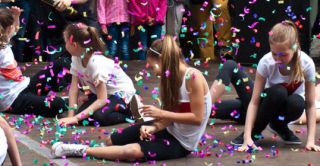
[287,96,305,112]
[266,85,288,100]
[223,60,237,70]
[105,136,113,146]
[122,144,143,160]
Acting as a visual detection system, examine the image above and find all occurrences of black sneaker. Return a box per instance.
[268,123,302,145]
[230,132,261,146]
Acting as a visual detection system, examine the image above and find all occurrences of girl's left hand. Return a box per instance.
[8,6,23,18]
[58,117,78,126]
[141,105,164,119]
[305,142,320,152]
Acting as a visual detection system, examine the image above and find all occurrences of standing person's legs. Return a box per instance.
[214,0,232,47]
[107,23,120,58]
[149,24,162,44]
[166,2,184,39]
[119,23,130,60]
[190,0,215,60]
[136,25,148,60]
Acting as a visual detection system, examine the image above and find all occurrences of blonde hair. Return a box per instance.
[269,20,304,83]
[0,8,14,49]
[147,35,186,111]
[64,22,106,53]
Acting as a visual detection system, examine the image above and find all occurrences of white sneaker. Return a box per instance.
[130,94,154,123]
[51,142,88,158]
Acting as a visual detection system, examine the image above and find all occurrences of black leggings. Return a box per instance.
[213,60,254,124]
[212,60,305,129]
[252,85,305,135]
[6,57,71,117]
[76,94,132,126]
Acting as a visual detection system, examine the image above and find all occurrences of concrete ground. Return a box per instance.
[3,60,320,166]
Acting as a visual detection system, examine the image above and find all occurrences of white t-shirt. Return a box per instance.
[0,127,8,165]
[0,46,30,111]
[70,54,136,103]
[257,51,316,99]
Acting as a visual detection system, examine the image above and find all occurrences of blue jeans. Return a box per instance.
[136,24,162,60]
[0,0,31,62]
[107,23,130,60]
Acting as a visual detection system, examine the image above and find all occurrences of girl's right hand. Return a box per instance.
[237,137,257,152]
[139,125,157,140]
[101,24,108,35]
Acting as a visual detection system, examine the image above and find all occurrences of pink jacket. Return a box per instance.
[97,0,130,25]
[128,0,167,25]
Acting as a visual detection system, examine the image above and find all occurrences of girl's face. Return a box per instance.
[63,31,83,56]
[147,57,161,76]
[270,42,295,65]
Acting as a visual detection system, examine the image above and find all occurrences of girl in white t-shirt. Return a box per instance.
[0,7,71,117]
[52,35,212,161]
[230,20,320,152]
[57,23,136,126]
[0,116,21,166]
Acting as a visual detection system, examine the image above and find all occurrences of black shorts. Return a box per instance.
[111,121,191,161]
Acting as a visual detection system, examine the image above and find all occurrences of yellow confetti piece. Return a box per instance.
[82,86,90,90]
[134,74,143,81]
[243,77,249,82]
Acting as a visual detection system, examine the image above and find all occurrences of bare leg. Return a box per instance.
[210,80,226,103]
[85,143,144,161]
[316,84,320,101]
[294,109,320,125]
[0,117,22,166]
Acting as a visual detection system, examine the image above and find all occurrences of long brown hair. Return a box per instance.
[64,22,106,54]
[269,20,304,83]
[147,35,186,111]
[0,8,14,49]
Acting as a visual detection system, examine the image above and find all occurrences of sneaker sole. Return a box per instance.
[267,125,302,145]
[230,140,243,146]
[51,142,63,158]
[130,95,144,124]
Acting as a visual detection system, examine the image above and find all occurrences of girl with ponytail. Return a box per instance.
[52,35,212,161]
[57,22,136,126]
[229,20,320,152]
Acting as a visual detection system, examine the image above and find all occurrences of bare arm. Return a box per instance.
[0,117,21,166]
[74,80,108,121]
[142,70,207,125]
[67,75,79,117]
[304,81,319,150]
[243,73,266,140]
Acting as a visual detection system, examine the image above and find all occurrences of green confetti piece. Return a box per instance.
[258,17,266,21]
[33,159,38,165]
[233,68,239,73]
[133,48,140,53]
[306,6,312,12]
[82,120,89,126]
[179,34,185,38]
[225,86,232,92]
[250,53,257,59]
[137,80,143,87]
[236,79,241,85]
[260,92,267,97]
